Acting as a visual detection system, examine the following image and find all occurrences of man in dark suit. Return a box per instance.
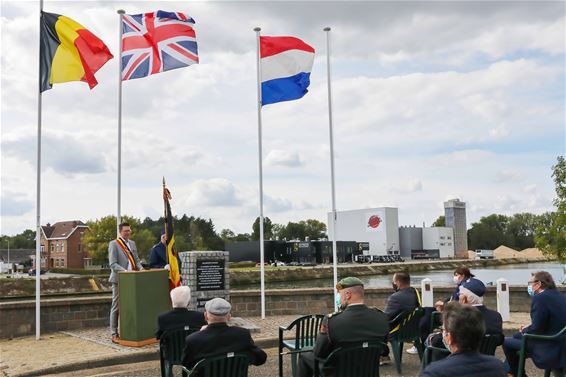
[149,231,182,270]
[419,302,506,377]
[182,298,267,371]
[383,271,422,359]
[155,286,206,339]
[503,271,566,376]
[297,277,389,377]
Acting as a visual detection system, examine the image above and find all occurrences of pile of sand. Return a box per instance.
[494,245,520,259]
[467,246,546,259]
[519,247,545,258]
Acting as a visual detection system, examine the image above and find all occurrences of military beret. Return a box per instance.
[336,276,364,290]
[205,297,231,315]
[462,278,486,297]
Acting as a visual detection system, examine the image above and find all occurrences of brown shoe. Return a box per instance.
[111,335,120,344]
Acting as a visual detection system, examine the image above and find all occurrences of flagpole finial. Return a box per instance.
[254,27,261,32]
[323,27,331,32]
[117,9,125,15]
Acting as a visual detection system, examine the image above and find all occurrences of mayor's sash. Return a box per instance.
[116,238,137,270]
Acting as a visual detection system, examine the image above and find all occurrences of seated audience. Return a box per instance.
[421,267,484,345]
[502,271,566,376]
[384,271,421,357]
[155,286,206,339]
[182,297,267,371]
[419,302,506,377]
[426,278,502,349]
[297,277,389,377]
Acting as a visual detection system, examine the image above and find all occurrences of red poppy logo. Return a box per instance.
[368,215,381,229]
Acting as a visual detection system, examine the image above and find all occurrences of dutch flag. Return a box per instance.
[260,36,315,106]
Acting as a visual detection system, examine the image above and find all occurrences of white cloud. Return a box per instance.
[0,1,562,236]
[264,149,304,168]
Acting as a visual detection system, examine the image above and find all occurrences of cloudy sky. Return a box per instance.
[1,1,564,236]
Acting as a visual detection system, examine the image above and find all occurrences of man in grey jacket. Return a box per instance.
[108,222,143,342]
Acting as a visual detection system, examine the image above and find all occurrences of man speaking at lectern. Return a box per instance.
[108,222,143,343]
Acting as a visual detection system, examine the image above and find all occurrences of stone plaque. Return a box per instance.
[196,260,225,291]
[180,251,230,312]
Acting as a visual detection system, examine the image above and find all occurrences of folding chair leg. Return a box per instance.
[279,352,284,377]
[391,341,403,374]
[291,353,298,377]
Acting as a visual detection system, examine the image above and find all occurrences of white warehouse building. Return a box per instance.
[328,207,400,255]
[422,227,455,258]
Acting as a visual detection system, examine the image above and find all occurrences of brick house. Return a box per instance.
[32,220,90,269]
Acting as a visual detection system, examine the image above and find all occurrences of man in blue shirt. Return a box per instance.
[149,231,182,270]
[502,271,566,376]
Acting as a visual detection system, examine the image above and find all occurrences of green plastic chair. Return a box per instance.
[160,326,199,377]
[279,314,325,377]
[314,341,386,377]
[479,332,504,355]
[421,332,503,369]
[181,352,252,377]
[389,308,425,374]
[421,345,451,368]
[517,326,566,377]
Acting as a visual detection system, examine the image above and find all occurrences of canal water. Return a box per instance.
[234,262,565,290]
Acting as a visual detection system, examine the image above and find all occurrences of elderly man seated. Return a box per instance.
[419,302,505,377]
[182,297,267,371]
[426,278,502,349]
[155,286,206,339]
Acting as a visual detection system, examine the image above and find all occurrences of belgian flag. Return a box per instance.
[40,11,113,92]
[163,182,182,289]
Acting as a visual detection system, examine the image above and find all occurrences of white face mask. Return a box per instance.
[453,276,460,285]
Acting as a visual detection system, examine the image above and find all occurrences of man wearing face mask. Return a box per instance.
[419,302,505,377]
[425,278,502,352]
[297,277,388,377]
[502,271,566,376]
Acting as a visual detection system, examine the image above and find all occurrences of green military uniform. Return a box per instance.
[298,277,389,377]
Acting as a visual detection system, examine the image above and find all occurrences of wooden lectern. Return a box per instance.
[117,269,171,347]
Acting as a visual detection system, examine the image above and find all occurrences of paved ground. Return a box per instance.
[51,348,546,377]
[0,312,544,377]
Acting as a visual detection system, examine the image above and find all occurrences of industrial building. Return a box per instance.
[399,226,454,259]
[444,199,468,259]
[329,207,400,255]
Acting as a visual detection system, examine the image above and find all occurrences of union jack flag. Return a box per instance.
[121,11,198,81]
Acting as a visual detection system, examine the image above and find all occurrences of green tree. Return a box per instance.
[0,229,36,249]
[468,214,511,250]
[507,213,539,250]
[83,215,157,265]
[251,217,274,240]
[432,216,445,227]
[535,156,566,264]
[302,219,327,239]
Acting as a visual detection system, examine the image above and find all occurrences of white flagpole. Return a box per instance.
[117,9,125,236]
[254,26,266,319]
[35,0,44,340]
[324,27,339,310]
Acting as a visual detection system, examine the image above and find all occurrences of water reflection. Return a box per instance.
[234,262,565,290]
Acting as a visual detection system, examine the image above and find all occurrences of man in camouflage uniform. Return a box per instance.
[298,277,389,377]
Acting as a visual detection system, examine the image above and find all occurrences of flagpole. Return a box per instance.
[116,9,125,236]
[324,27,339,310]
[254,26,266,320]
[35,0,44,340]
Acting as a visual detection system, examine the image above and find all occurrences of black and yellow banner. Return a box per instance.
[163,183,181,289]
[40,11,113,92]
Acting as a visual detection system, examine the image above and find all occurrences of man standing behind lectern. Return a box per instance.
[108,222,143,343]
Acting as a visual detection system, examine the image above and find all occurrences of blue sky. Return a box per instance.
[1,1,564,237]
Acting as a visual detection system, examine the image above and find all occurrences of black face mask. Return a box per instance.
[392,282,399,292]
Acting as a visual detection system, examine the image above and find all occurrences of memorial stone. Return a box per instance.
[180,251,230,311]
